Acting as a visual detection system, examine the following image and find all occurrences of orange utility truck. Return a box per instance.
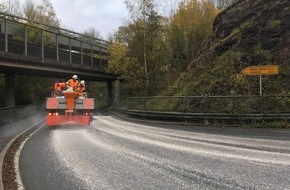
[46,83,94,126]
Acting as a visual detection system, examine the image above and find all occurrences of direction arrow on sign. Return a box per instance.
[242,65,279,75]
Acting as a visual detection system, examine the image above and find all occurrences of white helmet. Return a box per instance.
[72,75,78,79]
[80,80,85,85]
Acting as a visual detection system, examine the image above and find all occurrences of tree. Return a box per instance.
[168,0,219,70]
[109,0,219,96]
[82,27,103,39]
[0,0,21,15]
[123,0,170,95]
[15,76,52,105]
[126,0,145,88]
[81,26,104,47]
[108,43,147,96]
[16,0,60,46]
[125,0,154,92]
[23,0,60,27]
[109,0,220,97]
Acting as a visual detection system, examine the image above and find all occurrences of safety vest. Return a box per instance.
[54,82,66,97]
[79,85,85,92]
[78,85,86,96]
[54,82,66,91]
[66,79,79,91]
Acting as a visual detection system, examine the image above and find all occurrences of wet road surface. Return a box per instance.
[20,114,290,190]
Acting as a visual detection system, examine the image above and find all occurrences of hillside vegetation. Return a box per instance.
[109,0,222,97]
[108,0,290,98]
[175,0,290,96]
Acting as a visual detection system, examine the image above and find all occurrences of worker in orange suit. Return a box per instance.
[66,75,79,91]
[53,82,66,97]
[78,80,86,98]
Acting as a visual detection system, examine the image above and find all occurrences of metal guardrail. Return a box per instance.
[113,96,290,121]
[0,11,109,69]
[0,104,45,125]
[124,110,290,121]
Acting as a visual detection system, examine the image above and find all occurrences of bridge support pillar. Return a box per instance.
[113,80,120,101]
[107,81,113,106]
[5,74,15,107]
[106,80,120,106]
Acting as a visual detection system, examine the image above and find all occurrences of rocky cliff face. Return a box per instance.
[177,0,290,96]
[213,0,290,65]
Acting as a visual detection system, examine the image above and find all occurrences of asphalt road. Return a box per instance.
[0,113,45,152]
[20,114,290,190]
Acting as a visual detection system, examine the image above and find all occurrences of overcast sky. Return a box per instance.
[30,0,181,39]
[32,0,130,39]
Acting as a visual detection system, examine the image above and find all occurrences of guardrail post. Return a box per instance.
[183,96,189,113]
[259,75,262,96]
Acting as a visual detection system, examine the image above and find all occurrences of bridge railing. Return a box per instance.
[0,12,109,70]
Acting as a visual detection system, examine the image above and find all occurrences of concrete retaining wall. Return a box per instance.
[0,104,45,125]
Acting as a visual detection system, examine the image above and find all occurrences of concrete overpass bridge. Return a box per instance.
[0,12,119,107]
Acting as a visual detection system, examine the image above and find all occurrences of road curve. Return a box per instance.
[20,114,290,190]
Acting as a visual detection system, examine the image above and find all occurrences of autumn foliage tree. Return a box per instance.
[109,0,169,96]
[168,0,219,71]
[21,0,60,46]
[108,43,146,96]
[0,0,21,15]
[108,0,220,97]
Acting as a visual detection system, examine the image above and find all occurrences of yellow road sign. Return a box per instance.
[242,65,279,75]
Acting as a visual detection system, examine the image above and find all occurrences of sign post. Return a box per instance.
[242,65,279,95]
[260,75,262,95]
